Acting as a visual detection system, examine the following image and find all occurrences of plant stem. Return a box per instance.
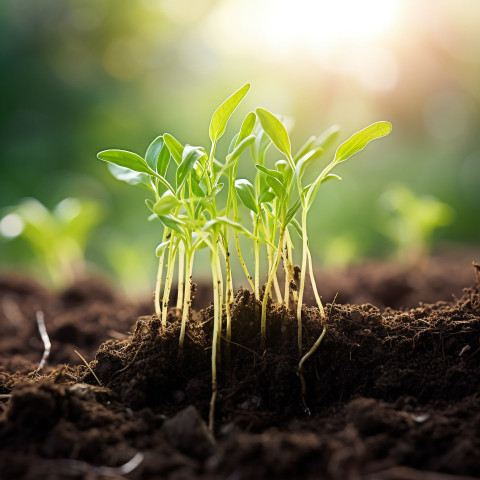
[176,241,185,312]
[282,233,290,310]
[209,246,220,433]
[260,226,286,349]
[254,216,260,302]
[161,235,177,328]
[286,228,298,310]
[178,249,195,352]
[154,230,167,317]
[296,209,308,354]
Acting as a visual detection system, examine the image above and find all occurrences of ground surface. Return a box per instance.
[1,254,479,479]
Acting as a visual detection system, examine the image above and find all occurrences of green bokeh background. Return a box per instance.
[1,0,479,294]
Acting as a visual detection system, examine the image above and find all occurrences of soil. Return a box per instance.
[1,255,480,479]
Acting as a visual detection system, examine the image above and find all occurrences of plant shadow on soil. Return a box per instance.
[1,256,480,479]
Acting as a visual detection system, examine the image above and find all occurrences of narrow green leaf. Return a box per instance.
[158,214,185,234]
[258,189,275,204]
[314,124,340,151]
[285,198,301,225]
[155,240,170,257]
[209,83,251,144]
[145,199,155,212]
[226,134,255,162]
[236,112,256,146]
[235,179,258,214]
[153,191,181,216]
[163,133,184,165]
[306,173,342,210]
[256,108,292,162]
[294,147,324,192]
[334,121,392,165]
[145,136,166,172]
[98,149,151,175]
[254,164,283,182]
[107,164,153,191]
[266,175,286,200]
[176,146,207,192]
[294,136,316,162]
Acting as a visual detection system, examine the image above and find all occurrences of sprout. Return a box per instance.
[0,197,104,287]
[97,84,392,432]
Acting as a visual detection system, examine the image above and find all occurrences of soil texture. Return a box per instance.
[0,258,479,479]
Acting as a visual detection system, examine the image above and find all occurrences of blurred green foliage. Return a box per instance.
[1,0,479,293]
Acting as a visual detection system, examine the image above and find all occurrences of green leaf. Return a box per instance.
[334,121,392,165]
[155,240,170,257]
[145,136,167,172]
[164,133,184,165]
[294,147,324,192]
[98,149,151,175]
[153,191,181,216]
[254,164,283,182]
[158,214,185,234]
[294,136,316,162]
[176,146,207,192]
[209,83,251,144]
[290,218,303,239]
[145,199,154,212]
[226,134,255,162]
[236,112,256,146]
[314,124,340,151]
[306,173,342,210]
[235,179,258,214]
[256,108,292,162]
[252,128,272,163]
[285,198,301,225]
[107,164,153,191]
[266,175,286,200]
[258,189,275,204]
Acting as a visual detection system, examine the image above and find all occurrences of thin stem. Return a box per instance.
[260,226,286,349]
[176,242,185,312]
[254,216,260,302]
[179,249,195,352]
[307,247,325,320]
[282,233,289,310]
[209,247,220,433]
[161,235,177,328]
[154,232,167,317]
[286,228,298,309]
[296,209,308,355]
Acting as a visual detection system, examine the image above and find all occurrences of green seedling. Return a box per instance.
[98,84,391,432]
[379,184,453,266]
[0,197,104,287]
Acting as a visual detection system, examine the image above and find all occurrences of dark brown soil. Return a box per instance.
[1,258,480,479]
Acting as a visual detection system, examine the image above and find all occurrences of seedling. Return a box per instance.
[379,184,453,266]
[97,84,391,431]
[0,197,104,287]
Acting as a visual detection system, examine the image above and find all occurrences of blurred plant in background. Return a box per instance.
[379,185,454,267]
[1,0,479,293]
[0,198,104,287]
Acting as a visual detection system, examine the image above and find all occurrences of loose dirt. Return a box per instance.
[1,257,479,479]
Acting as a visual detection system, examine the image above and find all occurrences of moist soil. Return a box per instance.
[1,256,480,480]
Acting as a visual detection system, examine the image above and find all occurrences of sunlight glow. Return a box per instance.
[205,0,402,56]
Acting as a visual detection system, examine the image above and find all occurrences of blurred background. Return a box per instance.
[1,0,479,296]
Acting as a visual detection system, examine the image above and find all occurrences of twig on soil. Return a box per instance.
[35,311,51,372]
[51,452,144,477]
[74,350,102,386]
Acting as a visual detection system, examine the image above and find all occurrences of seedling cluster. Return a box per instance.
[98,84,391,429]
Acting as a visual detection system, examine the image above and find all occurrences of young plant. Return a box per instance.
[0,197,104,287]
[97,83,392,432]
[379,184,453,266]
